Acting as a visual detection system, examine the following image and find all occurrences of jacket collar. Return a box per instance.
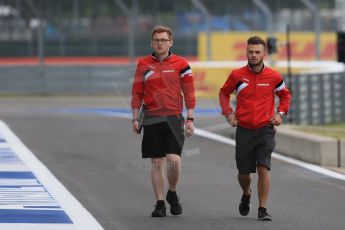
[151,51,172,62]
[247,63,265,74]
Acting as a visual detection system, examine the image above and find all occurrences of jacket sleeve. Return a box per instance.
[180,64,196,109]
[219,72,236,116]
[274,77,291,114]
[131,60,145,109]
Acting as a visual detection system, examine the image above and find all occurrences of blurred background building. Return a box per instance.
[0,0,344,60]
[0,0,345,125]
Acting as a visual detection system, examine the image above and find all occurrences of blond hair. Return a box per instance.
[151,26,173,40]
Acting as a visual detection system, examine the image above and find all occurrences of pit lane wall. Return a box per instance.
[275,126,342,167]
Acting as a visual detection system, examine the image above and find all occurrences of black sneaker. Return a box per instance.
[166,190,182,215]
[257,207,272,221]
[239,192,251,216]
[151,200,166,217]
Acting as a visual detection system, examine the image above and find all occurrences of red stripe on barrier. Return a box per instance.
[0,56,198,66]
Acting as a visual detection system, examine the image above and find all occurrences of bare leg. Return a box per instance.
[151,157,165,201]
[166,154,181,192]
[257,165,270,208]
[238,174,252,195]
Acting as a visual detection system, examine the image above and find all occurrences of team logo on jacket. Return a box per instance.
[163,70,175,73]
[257,83,270,86]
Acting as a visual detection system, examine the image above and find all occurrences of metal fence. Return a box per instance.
[286,71,345,124]
[0,65,135,95]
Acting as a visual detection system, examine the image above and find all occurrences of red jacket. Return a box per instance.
[219,64,291,129]
[131,52,196,116]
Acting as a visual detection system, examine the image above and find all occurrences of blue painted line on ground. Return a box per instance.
[0,128,73,225]
[0,171,36,179]
[23,206,61,209]
[0,149,23,164]
[0,209,72,224]
[0,185,42,188]
[58,107,222,116]
[0,120,104,229]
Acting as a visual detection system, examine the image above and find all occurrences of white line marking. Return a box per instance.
[98,113,345,182]
[194,128,345,182]
[271,153,345,181]
[194,128,236,146]
[0,120,104,230]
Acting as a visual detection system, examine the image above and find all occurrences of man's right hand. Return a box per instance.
[226,113,238,127]
[132,120,140,134]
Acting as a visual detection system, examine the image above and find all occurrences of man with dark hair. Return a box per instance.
[247,36,267,48]
[131,25,196,217]
[219,36,291,221]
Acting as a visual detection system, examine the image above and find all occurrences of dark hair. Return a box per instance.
[151,26,173,40]
[247,36,266,49]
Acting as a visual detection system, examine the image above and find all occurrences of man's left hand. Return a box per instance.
[185,121,194,137]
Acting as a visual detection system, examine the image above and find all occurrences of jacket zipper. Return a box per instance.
[252,72,257,126]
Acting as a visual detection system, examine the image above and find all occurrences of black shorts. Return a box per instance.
[235,125,276,174]
[141,115,185,158]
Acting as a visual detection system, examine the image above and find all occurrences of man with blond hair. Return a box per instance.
[131,26,196,217]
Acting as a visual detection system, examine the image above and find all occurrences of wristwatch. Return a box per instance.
[278,112,286,118]
[186,117,194,122]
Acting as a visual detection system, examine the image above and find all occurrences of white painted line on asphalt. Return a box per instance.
[94,111,345,182]
[61,109,345,183]
[271,153,345,181]
[194,128,236,146]
[0,120,104,230]
[194,128,345,182]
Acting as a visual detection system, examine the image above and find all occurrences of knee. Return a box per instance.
[166,155,181,170]
[257,165,269,175]
[151,158,164,171]
[238,174,251,182]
